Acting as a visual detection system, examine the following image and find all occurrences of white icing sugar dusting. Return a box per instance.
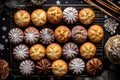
[8,28,23,44]
[63,7,78,24]
[40,28,54,44]
[19,60,34,75]
[69,58,85,75]
[24,27,39,44]
[13,44,29,60]
[63,43,78,59]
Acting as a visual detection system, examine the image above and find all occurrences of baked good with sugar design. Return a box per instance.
[31,9,47,26]
[47,6,63,24]
[14,10,30,27]
[63,7,78,24]
[104,35,120,64]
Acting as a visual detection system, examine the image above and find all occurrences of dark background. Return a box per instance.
[0,0,120,80]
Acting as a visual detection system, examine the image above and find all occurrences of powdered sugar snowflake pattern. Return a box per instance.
[118,1,120,4]
[2,26,7,31]
[2,18,6,20]
[2,35,6,39]
[5,39,8,43]
[0,44,5,51]
[104,18,119,34]
[56,0,61,6]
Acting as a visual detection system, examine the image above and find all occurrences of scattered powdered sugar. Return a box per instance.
[104,18,119,34]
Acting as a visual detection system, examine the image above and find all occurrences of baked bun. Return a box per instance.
[0,59,10,79]
[24,27,40,44]
[63,42,79,60]
[55,25,71,43]
[79,8,95,25]
[46,43,62,60]
[71,26,87,43]
[86,58,103,75]
[47,6,63,24]
[30,44,45,61]
[31,9,47,26]
[88,25,104,43]
[104,35,120,64]
[63,7,78,24]
[69,58,85,75]
[8,28,24,44]
[14,10,30,27]
[80,42,96,59]
[52,60,68,77]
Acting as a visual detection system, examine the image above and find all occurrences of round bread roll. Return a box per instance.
[30,44,45,61]
[79,8,95,25]
[88,25,104,43]
[86,58,103,75]
[46,43,62,60]
[47,6,63,24]
[31,9,47,26]
[104,35,120,64]
[14,10,30,27]
[0,59,10,79]
[55,25,71,43]
[52,60,68,77]
[80,42,96,59]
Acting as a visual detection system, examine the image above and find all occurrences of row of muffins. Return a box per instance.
[13,42,97,61]
[8,25,104,45]
[19,58,102,76]
[13,42,102,76]
[14,6,95,27]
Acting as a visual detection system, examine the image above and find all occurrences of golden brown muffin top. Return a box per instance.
[52,59,68,77]
[88,25,104,43]
[80,42,96,59]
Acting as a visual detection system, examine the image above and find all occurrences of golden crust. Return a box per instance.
[52,60,68,77]
[46,43,62,60]
[88,25,104,43]
[79,8,95,25]
[55,25,71,43]
[31,9,47,26]
[14,10,30,27]
[30,44,45,61]
[80,42,96,59]
[47,6,63,24]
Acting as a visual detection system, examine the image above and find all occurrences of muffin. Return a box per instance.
[8,28,24,44]
[55,25,71,43]
[36,59,52,74]
[86,58,103,75]
[88,25,104,43]
[13,44,29,60]
[69,58,85,75]
[46,43,62,60]
[71,26,87,43]
[31,9,47,26]
[63,7,78,24]
[24,27,40,44]
[80,42,96,59]
[47,6,63,24]
[63,42,79,60]
[0,59,10,80]
[79,8,95,25]
[30,44,45,61]
[39,28,54,44]
[52,60,68,77]
[19,60,35,76]
[104,35,120,64]
[14,10,30,27]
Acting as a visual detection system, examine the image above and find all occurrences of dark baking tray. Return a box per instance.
[9,4,104,79]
